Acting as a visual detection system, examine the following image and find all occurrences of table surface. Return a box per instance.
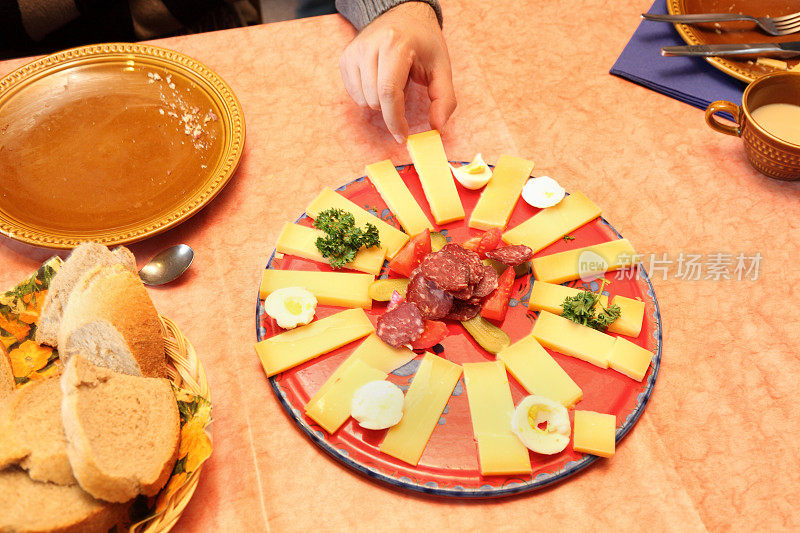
[1,0,798,531]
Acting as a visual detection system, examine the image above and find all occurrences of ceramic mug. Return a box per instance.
[706,71,800,181]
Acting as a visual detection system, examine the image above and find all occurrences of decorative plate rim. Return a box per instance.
[668,0,756,83]
[0,42,245,249]
[254,165,663,498]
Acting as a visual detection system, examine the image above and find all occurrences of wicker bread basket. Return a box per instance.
[130,316,212,533]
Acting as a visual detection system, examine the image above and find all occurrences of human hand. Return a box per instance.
[339,2,457,143]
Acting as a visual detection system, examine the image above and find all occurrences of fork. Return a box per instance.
[642,11,800,37]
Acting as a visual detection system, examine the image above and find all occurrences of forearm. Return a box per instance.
[335,0,442,30]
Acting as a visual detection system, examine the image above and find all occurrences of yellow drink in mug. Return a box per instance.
[706,71,800,181]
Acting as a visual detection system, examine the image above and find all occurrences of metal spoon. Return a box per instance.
[138,244,194,286]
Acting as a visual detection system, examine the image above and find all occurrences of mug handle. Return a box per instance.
[705,100,741,137]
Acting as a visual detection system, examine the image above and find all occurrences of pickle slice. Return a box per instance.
[430,231,448,252]
[484,258,531,278]
[462,315,511,354]
[368,278,410,301]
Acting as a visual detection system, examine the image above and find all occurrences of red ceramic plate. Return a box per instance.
[255,164,662,497]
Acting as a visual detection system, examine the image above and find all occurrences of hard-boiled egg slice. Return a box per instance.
[511,395,571,454]
[264,287,317,329]
[449,154,493,190]
[351,380,405,430]
[521,176,566,208]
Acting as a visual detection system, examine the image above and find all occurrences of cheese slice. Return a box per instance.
[305,334,415,433]
[528,280,608,316]
[380,353,462,466]
[531,311,616,368]
[260,269,374,309]
[573,411,616,458]
[531,239,637,284]
[606,337,653,382]
[305,188,409,259]
[606,295,645,337]
[406,130,464,224]
[255,308,374,377]
[468,155,534,231]
[366,160,434,236]
[463,361,531,475]
[503,191,601,252]
[497,336,582,408]
[276,223,387,275]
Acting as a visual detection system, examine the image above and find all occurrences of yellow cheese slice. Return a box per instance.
[406,130,464,224]
[497,336,582,408]
[528,280,608,316]
[305,188,409,259]
[531,311,616,368]
[503,191,601,252]
[305,334,415,433]
[606,295,645,337]
[260,269,373,309]
[606,337,653,382]
[468,155,534,231]
[366,160,434,236]
[380,353,462,466]
[463,361,531,475]
[531,239,637,284]
[255,308,374,377]
[573,410,616,458]
[276,223,387,275]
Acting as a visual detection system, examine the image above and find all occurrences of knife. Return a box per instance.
[661,41,800,58]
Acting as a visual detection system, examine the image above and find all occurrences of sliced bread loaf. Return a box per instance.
[60,355,179,503]
[0,376,75,486]
[57,264,166,378]
[35,242,137,348]
[0,344,13,400]
[0,467,130,533]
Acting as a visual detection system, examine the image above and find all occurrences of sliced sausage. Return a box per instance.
[441,243,484,284]
[419,251,470,292]
[376,302,425,347]
[447,299,482,321]
[472,264,499,298]
[406,273,453,320]
[485,245,534,266]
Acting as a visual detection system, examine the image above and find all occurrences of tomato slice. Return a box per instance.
[474,228,503,258]
[480,267,515,322]
[388,229,431,277]
[409,320,448,350]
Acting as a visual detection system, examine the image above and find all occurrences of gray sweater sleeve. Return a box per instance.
[335,0,442,31]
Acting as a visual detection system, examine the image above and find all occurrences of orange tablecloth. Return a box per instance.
[1,0,798,530]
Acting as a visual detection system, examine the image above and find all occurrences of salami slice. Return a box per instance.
[441,244,484,284]
[447,299,482,321]
[485,245,533,266]
[406,273,453,320]
[449,285,474,300]
[420,252,470,292]
[376,302,425,347]
[472,264,499,298]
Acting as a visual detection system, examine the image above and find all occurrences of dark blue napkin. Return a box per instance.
[610,0,745,111]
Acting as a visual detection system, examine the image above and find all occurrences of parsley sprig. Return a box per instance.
[561,279,621,331]
[314,208,380,269]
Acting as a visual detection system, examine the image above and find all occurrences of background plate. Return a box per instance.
[669,0,800,82]
[0,43,244,249]
[255,164,662,498]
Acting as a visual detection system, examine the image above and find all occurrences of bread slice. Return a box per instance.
[60,355,179,503]
[0,467,130,533]
[36,242,137,348]
[0,377,75,486]
[0,344,13,400]
[57,264,166,378]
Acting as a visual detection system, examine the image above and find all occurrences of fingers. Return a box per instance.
[339,50,367,107]
[426,56,457,132]
[360,48,381,111]
[377,44,412,143]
